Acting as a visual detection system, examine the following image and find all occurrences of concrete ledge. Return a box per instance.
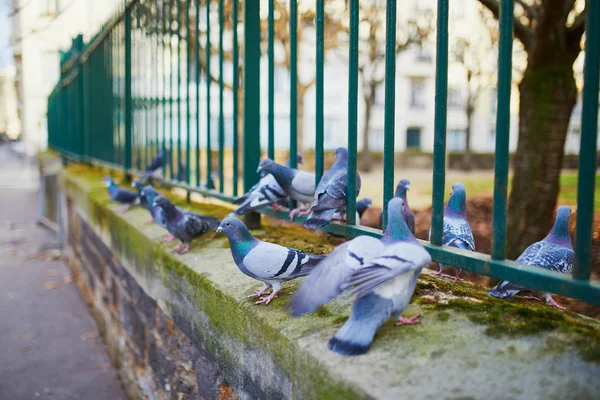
[59,163,600,400]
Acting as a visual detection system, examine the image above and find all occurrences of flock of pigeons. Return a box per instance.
[101,147,575,356]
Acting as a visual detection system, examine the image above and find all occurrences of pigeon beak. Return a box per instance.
[256,166,262,174]
[406,184,410,190]
[216,226,223,234]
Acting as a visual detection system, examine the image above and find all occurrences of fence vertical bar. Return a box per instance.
[205,0,214,188]
[195,0,201,187]
[169,0,175,180]
[491,0,514,260]
[315,0,324,185]
[574,0,600,281]
[382,0,397,229]
[289,0,298,173]
[124,6,133,180]
[346,0,359,226]
[232,0,239,196]
[218,0,224,192]
[243,0,261,228]
[267,0,275,160]
[186,0,191,184]
[177,0,182,180]
[155,2,160,156]
[162,1,167,155]
[430,0,449,245]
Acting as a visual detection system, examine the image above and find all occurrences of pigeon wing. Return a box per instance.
[290,236,384,316]
[345,242,431,299]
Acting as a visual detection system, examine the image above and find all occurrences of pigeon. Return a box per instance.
[256,158,316,219]
[230,154,304,217]
[487,206,573,310]
[430,183,475,280]
[102,177,140,212]
[143,149,166,182]
[356,198,372,219]
[153,196,220,254]
[303,147,361,228]
[177,161,188,182]
[216,217,325,305]
[379,179,414,233]
[132,179,152,211]
[291,198,431,356]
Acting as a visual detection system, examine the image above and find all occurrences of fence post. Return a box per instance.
[243,0,261,229]
[124,7,133,182]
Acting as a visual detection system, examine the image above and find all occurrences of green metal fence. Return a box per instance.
[47,0,600,306]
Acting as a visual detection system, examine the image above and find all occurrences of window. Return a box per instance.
[488,127,496,149]
[448,87,463,109]
[410,79,425,108]
[406,127,421,149]
[447,129,466,152]
[274,69,289,93]
[416,45,432,63]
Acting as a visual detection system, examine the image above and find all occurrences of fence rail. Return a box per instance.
[47,0,600,306]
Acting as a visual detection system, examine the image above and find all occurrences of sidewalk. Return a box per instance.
[0,145,126,400]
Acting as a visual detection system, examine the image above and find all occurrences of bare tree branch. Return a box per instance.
[515,0,538,21]
[567,9,586,33]
[477,0,534,51]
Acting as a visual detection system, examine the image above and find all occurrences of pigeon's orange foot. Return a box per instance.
[161,235,176,243]
[289,208,311,220]
[271,203,287,211]
[255,293,278,305]
[546,296,566,310]
[247,287,271,298]
[523,294,541,301]
[177,244,190,255]
[170,243,183,253]
[395,314,420,326]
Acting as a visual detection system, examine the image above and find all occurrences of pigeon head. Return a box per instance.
[395,179,411,199]
[356,198,372,217]
[216,217,254,243]
[445,183,467,217]
[102,177,115,187]
[131,179,144,191]
[382,198,414,243]
[141,186,158,204]
[297,152,304,165]
[257,158,275,174]
[546,205,572,246]
[335,147,348,161]
[153,196,178,219]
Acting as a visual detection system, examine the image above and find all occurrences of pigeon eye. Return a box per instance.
[225,222,231,227]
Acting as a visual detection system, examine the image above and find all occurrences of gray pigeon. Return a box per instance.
[231,154,303,217]
[153,197,219,254]
[379,179,414,233]
[487,206,573,310]
[102,177,140,212]
[291,198,431,356]
[430,183,475,280]
[216,217,324,305]
[143,149,166,182]
[303,147,361,228]
[256,158,316,219]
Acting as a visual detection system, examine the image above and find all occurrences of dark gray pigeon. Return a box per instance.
[153,196,219,254]
[291,198,431,356]
[103,177,140,212]
[256,158,315,219]
[303,147,361,228]
[143,149,166,182]
[216,217,324,305]
[429,183,475,280]
[487,206,573,310]
[231,154,303,217]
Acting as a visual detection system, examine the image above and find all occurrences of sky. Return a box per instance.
[0,0,13,69]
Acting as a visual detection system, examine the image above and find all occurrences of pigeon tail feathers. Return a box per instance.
[328,292,392,356]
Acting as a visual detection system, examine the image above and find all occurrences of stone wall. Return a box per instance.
[57,163,600,400]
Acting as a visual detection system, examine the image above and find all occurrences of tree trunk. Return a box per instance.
[360,87,375,172]
[463,100,473,171]
[506,63,577,259]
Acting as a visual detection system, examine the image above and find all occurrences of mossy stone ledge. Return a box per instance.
[61,163,600,400]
